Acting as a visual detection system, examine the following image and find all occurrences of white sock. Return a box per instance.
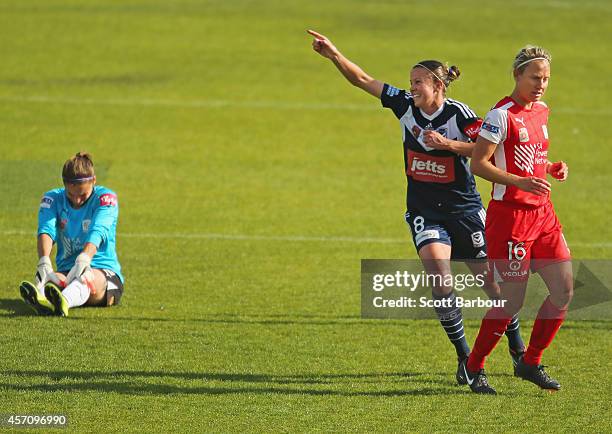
[61,280,91,308]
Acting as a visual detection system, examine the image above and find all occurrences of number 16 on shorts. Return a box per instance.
[508,241,527,261]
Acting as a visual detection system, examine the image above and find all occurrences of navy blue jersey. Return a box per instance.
[381,83,484,220]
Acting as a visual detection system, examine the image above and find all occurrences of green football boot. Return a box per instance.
[44,282,70,317]
[19,281,54,315]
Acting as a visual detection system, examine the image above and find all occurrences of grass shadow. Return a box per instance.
[2,369,467,397]
[0,298,34,316]
[65,315,422,327]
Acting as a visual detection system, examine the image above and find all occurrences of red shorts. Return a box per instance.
[486,200,571,281]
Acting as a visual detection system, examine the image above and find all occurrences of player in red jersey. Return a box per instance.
[459,46,573,394]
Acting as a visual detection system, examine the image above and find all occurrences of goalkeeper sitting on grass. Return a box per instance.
[20,152,124,317]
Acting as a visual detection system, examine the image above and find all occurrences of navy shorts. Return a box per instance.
[404,209,488,260]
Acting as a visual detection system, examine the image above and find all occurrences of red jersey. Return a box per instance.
[479,96,550,207]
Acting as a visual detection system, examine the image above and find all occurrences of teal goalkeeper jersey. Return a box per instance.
[38,185,123,282]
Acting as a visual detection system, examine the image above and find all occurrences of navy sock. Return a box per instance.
[433,291,470,360]
[505,314,525,352]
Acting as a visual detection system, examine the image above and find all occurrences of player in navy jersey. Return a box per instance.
[19,152,124,317]
[307,30,526,383]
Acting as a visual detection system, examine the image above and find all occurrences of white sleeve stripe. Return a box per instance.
[446,99,465,117]
[455,100,477,118]
[449,102,476,121]
[448,99,477,119]
[447,100,469,118]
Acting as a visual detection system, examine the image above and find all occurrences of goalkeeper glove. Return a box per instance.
[35,256,61,290]
[66,253,94,287]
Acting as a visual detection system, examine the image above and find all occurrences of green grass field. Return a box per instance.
[1,0,611,432]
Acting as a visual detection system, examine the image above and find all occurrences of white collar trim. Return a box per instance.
[419,100,446,120]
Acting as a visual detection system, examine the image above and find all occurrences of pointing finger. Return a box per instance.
[307,29,325,39]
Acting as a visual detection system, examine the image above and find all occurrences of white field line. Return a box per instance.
[2,229,611,247]
[0,95,610,116]
[0,95,370,112]
[1,229,405,244]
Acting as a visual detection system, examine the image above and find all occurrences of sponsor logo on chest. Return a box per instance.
[407,151,455,183]
[514,142,548,174]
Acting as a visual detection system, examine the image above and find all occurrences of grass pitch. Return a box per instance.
[1,0,611,432]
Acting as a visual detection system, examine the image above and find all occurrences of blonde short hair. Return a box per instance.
[513,45,551,73]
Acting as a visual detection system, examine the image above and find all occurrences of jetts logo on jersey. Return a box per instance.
[99,193,117,207]
[407,151,455,183]
[40,196,53,209]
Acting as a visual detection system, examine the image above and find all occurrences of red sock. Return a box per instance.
[523,297,567,366]
[466,307,512,372]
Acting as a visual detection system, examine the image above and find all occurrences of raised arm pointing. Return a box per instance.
[307,29,384,98]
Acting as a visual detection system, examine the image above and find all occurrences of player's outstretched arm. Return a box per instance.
[307,29,384,98]
[471,136,551,196]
